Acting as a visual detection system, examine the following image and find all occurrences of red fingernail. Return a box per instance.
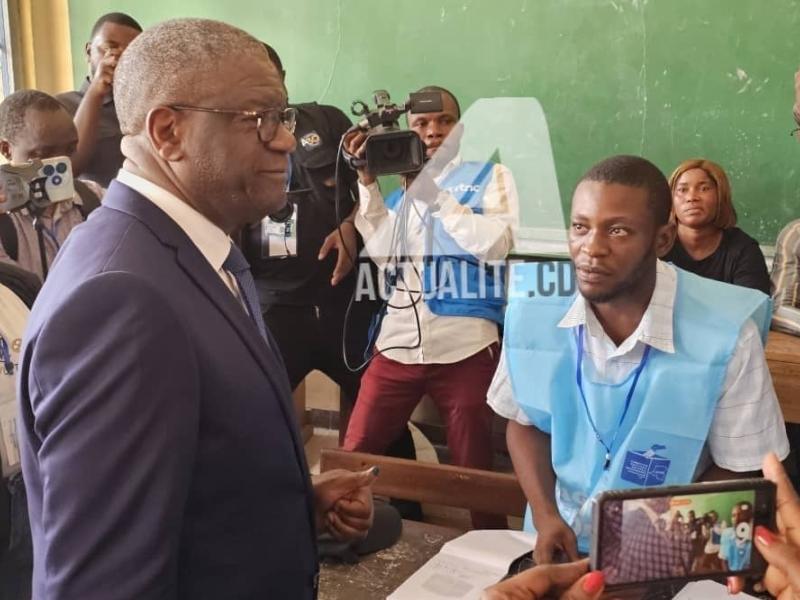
[755,525,776,546]
[582,571,604,594]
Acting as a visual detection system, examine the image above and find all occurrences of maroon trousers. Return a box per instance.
[343,343,504,528]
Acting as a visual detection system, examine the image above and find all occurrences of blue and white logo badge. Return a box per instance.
[620,444,671,486]
[300,131,322,149]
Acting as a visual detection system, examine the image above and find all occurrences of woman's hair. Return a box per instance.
[668,158,737,229]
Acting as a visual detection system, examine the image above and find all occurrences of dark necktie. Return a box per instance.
[223,243,267,340]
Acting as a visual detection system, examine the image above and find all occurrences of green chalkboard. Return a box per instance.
[67,0,800,243]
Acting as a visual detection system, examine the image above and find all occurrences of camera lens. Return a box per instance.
[382,140,404,161]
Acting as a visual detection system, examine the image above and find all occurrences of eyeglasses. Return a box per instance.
[169,105,297,143]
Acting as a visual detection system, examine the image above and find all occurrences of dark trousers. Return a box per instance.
[343,344,505,529]
[0,473,32,600]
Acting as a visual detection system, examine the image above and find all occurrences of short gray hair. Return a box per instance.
[0,90,65,141]
[114,18,267,135]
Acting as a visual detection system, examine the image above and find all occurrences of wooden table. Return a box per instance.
[319,520,462,600]
[766,331,800,424]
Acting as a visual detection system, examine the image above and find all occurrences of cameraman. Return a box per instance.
[0,90,104,281]
[342,86,519,529]
[247,46,417,474]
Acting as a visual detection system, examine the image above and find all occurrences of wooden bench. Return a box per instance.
[320,448,527,518]
[766,331,800,424]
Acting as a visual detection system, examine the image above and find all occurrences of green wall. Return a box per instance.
[68,0,800,243]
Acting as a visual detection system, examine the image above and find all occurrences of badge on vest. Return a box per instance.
[620,444,671,486]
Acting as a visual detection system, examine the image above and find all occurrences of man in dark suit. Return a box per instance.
[17,18,374,600]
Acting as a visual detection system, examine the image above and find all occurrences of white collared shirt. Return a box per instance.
[488,260,790,472]
[355,155,519,364]
[116,169,244,298]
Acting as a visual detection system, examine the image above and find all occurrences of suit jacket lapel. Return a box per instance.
[101,183,308,468]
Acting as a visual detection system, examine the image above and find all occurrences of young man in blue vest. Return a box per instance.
[342,87,519,528]
[489,155,789,561]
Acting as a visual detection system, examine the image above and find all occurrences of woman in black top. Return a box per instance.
[664,158,771,294]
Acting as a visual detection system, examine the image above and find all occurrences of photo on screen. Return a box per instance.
[600,490,755,585]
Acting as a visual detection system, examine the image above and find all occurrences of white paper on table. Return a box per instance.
[672,580,759,600]
[388,529,536,600]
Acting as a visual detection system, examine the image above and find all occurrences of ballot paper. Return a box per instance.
[672,580,759,600]
[387,529,536,600]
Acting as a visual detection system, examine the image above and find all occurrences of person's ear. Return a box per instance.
[146,107,185,161]
[0,140,12,162]
[655,221,676,258]
[85,41,92,62]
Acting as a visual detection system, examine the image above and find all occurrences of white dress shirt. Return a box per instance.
[488,260,790,472]
[116,170,245,305]
[355,156,519,364]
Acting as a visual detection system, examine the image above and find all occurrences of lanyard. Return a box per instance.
[576,324,651,471]
[0,336,13,376]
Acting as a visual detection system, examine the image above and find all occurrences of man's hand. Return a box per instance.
[88,50,120,98]
[318,221,357,286]
[533,513,580,565]
[312,467,377,542]
[481,560,604,600]
[342,130,376,186]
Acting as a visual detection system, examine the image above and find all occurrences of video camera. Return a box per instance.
[0,157,75,214]
[345,90,443,176]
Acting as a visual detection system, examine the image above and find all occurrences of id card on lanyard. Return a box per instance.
[259,204,298,259]
[260,156,299,259]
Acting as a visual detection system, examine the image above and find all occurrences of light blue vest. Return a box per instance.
[384,161,505,324]
[504,262,772,553]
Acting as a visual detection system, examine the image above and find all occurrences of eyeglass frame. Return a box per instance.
[168,105,297,143]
